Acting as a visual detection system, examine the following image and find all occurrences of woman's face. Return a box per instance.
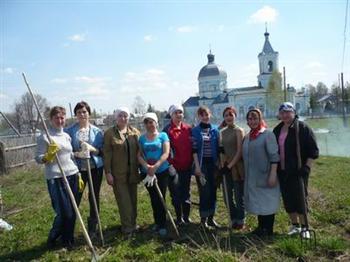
[144,118,157,133]
[198,111,210,124]
[51,113,66,129]
[116,112,129,128]
[247,112,260,130]
[76,107,90,123]
[224,111,235,125]
[279,111,295,124]
[171,110,183,123]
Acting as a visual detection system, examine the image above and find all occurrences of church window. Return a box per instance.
[268,61,273,72]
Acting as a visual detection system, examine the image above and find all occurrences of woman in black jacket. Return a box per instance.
[273,102,319,239]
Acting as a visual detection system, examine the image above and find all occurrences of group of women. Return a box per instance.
[35,100,319,249]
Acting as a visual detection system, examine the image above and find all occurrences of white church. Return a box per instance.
[183,30,310,123]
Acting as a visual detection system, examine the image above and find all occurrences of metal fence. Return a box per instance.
[0,134,37,174]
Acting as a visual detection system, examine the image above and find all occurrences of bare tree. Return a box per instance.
[11,92,49,134]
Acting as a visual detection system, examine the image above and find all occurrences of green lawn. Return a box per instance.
[0,156,349,261]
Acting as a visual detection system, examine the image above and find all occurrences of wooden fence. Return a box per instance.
[0,134,37,174]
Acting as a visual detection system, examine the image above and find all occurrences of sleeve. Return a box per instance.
[103,129,113,174]
[265,131,280,163]
[303,123,319,160]
[218,129,225,154]
[160,132,169,143]
[35,133,48,164]
[94,128,104,152]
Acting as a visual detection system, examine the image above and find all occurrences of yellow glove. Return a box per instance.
[43,142,60,163]
[78,175,84,193]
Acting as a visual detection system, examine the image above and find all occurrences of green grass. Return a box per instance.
[0,156,350,261]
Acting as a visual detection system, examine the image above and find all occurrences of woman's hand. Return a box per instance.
[147,165,157,176]
[106,173,114,186]
[267,171,278,187]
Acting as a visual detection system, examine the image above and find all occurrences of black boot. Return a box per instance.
[182,202,192,224]
[88,217,97,236]
[174,204,184,226]
[207,215,221,228]
[201,217,209,229]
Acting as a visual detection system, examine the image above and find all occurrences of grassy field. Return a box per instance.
[0,156,349,261]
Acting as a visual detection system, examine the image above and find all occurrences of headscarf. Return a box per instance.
[247,108,267,140]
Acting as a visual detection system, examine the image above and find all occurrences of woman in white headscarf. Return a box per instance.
[103,107,141,235]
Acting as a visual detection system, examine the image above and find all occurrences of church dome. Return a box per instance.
[198,52,227,79]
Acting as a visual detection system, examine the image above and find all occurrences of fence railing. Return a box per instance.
[0,134,37,174]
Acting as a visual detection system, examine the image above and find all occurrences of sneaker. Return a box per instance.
[158,228,167,237]
[207,217,221,228]
[233,223,245,230]
[287,225,301,235]
[301,228,311,239]
[176,218,185,226]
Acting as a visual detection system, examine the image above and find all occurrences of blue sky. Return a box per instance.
[1,0,349,114]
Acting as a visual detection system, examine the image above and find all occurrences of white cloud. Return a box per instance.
[2,67,15,74]
[144,35,155,42]
[68,33,86,42]
[217,25,225,32]
[51,78,68,84]
[304,61,324,69]
[74,76,109,84]
[0,92,8,99]
[176,26,197,33]
[248,6,278,24]
[120,68,170,94]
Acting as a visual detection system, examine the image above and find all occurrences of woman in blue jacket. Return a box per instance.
[192,106,220,228]
[65,101,104,235]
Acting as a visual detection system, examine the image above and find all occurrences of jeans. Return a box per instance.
[145,170,169,228]
[47,174,78,244]
[76,167,103,228]
[223,174,245,225]
[168,169,192,220]
[196,158,217,218]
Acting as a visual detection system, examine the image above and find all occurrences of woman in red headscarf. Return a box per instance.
[242,108,280,237]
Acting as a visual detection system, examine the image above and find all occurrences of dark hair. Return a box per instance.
[219,106,237,128]
[74,101,91,116]
[49,106,66,119]
[246,108,263,121]
[197,106,210,116]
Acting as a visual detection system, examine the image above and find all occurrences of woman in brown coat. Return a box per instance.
[103,107,141,235]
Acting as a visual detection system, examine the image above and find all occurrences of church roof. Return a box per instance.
[212,93,229,104]
[259,31,278,56]
[198,52,227,79]
[228,86,262,93]
[183,96,199,107]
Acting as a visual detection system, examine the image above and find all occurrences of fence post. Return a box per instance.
[0,141,7,174]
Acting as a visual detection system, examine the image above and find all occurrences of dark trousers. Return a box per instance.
[278,170,309,214]
[146,170,169,228]
[76,167,103,227]
[168,169,192,220]
[257,214,275,234]
[196,158,217,218]
[47,174,78,244]
[223,174,245,224]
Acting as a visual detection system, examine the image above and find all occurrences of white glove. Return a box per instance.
[81,142,98,153]
[143,175,156,187]
[199,174,207,186]
[168,165,179,185]
[0,218,13,231]
[74,150,90,159]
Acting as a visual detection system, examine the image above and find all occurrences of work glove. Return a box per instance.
[299,165,311,178]
[81,142,98,153]
[43,142,60,163]
[143,175,156,187]
[78,174,84,193]
[199,174,207,186]
[169,165,179,185]
[74,150,90,159]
